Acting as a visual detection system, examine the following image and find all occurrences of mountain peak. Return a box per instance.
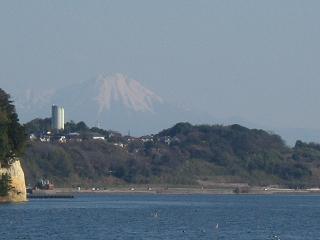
[95,74,163,113]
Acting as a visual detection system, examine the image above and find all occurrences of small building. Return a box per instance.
[91,133,106,141]
[140,135,154,143]
[113,143,124,148]
[51,134,67,143]
[39,135,51,142]
[29,134,37,141]
[67,132,82,142]
[92,136,105,140]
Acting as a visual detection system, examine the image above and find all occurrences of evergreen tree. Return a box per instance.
[0,173,14,196]
[0,88,26,165]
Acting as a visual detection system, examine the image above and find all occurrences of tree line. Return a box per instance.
[22,121,320,188]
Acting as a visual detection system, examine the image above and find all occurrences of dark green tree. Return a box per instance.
[0,88,26,165]
[0,173,14,196]
[24,118,51,134]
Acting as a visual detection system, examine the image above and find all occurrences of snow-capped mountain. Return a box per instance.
[11,74,320,143]
[94,74,163,113]
[13,74,206,135]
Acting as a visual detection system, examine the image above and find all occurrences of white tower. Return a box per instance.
[51,105,65,130]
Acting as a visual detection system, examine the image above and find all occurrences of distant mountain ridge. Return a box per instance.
[17,73,163,115]
[13,74,207,136]
[10,73,320,144]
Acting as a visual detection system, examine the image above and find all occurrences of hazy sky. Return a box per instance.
[1,1,320,130]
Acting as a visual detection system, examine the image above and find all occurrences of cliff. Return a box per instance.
[0,160,27,203]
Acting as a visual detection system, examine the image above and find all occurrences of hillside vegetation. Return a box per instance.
[21,122,320,188]
[0,89,26,165]
[0,88,26,197]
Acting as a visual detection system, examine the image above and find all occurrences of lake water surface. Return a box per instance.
[0,194,319,240]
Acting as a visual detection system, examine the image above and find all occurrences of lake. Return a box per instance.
[0,194,319,240]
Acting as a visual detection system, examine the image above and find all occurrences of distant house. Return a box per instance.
[107,131,122,142]
[158,136,180,145]
[113,143,124,148]
[91,133,106,141]
[32,131,53,143]
[58,136,67,143]
[51,134,67,143]
[29,134,37,141]
[164,136,172,145]
[93,136,105,140]
[39,134,51,142]
[123,136,139,143]
[140,135,154,143]
[67,132,82,142]
[68,132,80,137]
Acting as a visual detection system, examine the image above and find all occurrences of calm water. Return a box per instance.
[0,194,319,240]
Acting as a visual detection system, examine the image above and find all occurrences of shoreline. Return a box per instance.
[35,186,320,196]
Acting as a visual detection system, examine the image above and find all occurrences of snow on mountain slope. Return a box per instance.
[13,74,181,134]
[10,74,320,141]
[95,74,163,113]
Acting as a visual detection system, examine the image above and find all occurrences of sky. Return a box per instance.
[1,0,320,132]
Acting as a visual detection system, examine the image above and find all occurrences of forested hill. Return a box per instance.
[21,121,320,188]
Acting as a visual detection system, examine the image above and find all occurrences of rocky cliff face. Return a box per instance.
[0,160,27,203]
